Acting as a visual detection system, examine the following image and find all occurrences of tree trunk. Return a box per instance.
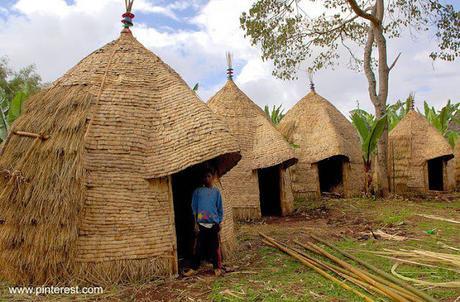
[361,1,390,197]
[374,105,389,197]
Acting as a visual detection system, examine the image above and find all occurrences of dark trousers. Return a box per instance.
[192,224,222,270]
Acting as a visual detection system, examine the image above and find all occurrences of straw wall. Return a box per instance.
[280,167,294,215]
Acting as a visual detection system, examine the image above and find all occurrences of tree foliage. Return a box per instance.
[241,0,460,80]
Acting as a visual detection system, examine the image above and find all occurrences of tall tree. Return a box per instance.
[241,0,460,196]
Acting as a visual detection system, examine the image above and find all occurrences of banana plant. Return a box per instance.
[0,86,29,143]
[264,104,285,125]
[350,110,387,194]
[422,100,459,147]
[387,94,413,131]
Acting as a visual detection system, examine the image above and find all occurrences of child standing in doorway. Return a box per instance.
[184,168,224,277]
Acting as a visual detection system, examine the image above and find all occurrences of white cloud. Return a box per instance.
[0,0,458,118]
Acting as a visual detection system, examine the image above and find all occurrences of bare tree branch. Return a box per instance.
[389,52,402,71]
[363,27,378,107]
[346,0,379,25]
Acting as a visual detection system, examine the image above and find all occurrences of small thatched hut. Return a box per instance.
[389,110,454,193]
[207,56,297,220]
[0,4,241,285]
[278,86,364,199]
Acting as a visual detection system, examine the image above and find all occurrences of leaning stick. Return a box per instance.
[311,235,438,302]
[259,233,375,302]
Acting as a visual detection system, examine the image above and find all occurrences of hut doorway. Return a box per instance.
[428,158,444,191]
[318,155,346,195]
[258,166,281,216]
[171,165,204,269]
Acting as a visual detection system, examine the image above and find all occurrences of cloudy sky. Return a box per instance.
[0,0,458,116]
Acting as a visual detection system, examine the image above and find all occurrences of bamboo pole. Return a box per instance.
[311,235,438,302]
[290,246,390,299]
[259,233,376,302]
[295,240,420,302]
[300,240,410,302]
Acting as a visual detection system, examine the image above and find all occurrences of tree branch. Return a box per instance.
[346,0,379,25]
[389,52,402,71]
[363,27,379,107]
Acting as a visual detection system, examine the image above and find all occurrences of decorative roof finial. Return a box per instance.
[409,93,415,111]
[226,52,233,80]
[308,70,315,92]
[121,0,135,33]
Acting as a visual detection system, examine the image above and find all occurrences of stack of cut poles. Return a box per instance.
[259,232,438,302]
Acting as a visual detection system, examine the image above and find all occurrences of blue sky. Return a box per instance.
[0,0,458,115]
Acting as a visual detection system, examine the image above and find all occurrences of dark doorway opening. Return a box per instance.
[318,155,347,195]
[428,158,444,191]
[171,164,204,270]
[258,165,281,216]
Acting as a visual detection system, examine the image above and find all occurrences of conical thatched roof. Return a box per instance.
[278,91,362,164]
[0,31,240,284]
[390,110,453,164]
[208,80,296,169]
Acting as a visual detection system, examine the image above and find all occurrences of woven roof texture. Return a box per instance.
[390,110,453,164]
[208,80,296,170]
[278,91,362,164]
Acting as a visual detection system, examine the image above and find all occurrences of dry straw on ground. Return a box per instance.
[278,91,364,199]
[208,80,297,220]
[389,110,454,193]
[0,31,241,285]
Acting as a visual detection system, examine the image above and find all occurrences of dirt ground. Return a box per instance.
[2,195,460,301]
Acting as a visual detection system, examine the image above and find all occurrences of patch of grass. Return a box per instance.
[378,207,414,225]
[211,246,372,302]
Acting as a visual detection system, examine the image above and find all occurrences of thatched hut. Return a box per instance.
[207,56,297,220]
[389,110,454,193]
[0,4,241,285]
[278,87,364,199]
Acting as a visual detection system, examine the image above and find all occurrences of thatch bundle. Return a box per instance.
[208,80,297,220]
[278,90,364,198]
[389,110,454,193]
[0,30,241,285]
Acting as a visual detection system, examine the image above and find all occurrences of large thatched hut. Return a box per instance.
[389,110,454,193]
[207,56,297,220]
[0,4,241,285]
[278,87,364,199]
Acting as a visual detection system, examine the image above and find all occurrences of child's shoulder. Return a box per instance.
[211,186,221,193]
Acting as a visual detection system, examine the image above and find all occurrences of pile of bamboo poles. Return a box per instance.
[259,233,438,302]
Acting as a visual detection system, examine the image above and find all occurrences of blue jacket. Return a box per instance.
[191,186,223,224]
